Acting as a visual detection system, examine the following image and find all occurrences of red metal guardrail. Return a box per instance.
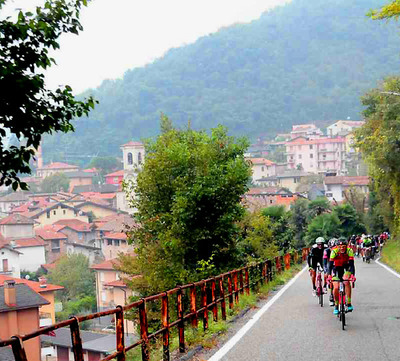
[0,248,310,361]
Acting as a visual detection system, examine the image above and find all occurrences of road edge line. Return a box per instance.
[375,257,400,279]
[208,265,307,361]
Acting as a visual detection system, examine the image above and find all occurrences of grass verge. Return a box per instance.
[381,239,400,273]
[126,263,303,361]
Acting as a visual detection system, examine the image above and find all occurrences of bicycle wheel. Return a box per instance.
[319,288,323,307]
[341,294,346,330]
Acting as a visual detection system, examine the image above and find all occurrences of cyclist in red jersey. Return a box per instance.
[328,238,355,314]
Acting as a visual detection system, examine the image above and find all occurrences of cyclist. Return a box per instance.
[307,236,328,296]
[328,238,355,314]
[362,235,373,262]
[324,238,337,306]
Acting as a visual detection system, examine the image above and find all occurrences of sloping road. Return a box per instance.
[208,257,400,361]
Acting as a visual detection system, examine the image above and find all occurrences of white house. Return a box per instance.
[0,192,30,217]
[247,158,277,185]
[324,176,370,203]
[0,241,21,278]
[327,120,365,137]
[0,214,46,272]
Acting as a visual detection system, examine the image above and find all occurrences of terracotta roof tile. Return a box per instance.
[90,258,120,270]
[36,228,68,240]
[0,214,35,225]
[54,219,92,232]
[324,176,370,186]
[10,237,46,248]
[120,141,143,147]
[39,162,79,170]
[0,275,64,293]
[247,158,276,166]
[105,170,124,178]
[104,232,127,240]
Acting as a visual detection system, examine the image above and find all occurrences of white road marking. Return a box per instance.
[208,266,307,361]
[376,257,400,279]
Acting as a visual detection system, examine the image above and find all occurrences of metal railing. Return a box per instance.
[0,248,309,361]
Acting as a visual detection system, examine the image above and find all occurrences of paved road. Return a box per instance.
[208,257,400,361]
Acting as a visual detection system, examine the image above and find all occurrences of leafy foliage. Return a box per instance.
[123,120,251,294]
[367,0,400,20]
[47,254,95,303]
[44,0,400,160]
[307,197,331,221]
[88,156,120,177]
[305,213,341,244]
[355,76,400,234]
[290,198,310,247]
[332,203,366,237]
[0,0,96,189]
[40,172,70,193]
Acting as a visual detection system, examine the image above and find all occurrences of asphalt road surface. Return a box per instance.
[208,257,400,361]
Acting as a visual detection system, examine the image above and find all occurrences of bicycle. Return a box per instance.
[332,277,355,330]
[316,265,324,307]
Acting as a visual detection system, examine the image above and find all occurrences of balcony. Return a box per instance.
[318,149,336,153]
[40,313,53,327]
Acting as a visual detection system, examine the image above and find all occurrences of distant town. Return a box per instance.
[0,120,370,360]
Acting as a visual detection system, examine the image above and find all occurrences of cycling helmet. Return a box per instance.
[337,237,347,245]
[315,236,325,244]
[328,238,337,248]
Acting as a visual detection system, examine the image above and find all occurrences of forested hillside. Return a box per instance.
[44,0,400,162]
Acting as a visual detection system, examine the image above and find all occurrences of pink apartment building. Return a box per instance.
[285,136,346,174]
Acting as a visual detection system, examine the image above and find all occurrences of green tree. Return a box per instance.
[47,254,95,303]
[0,0,96,190]
[305,213,341,245]
[88,156,120,178]
[261,205,295,252]
[290,198,310,248]
[40,172,70,193]
[332,203,366,238]
[122,119,251,294]
[237,211,279,263]
[355,76,400,234]
[307,197,331,221]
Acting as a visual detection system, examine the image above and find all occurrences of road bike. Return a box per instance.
[332,277,355,330]
[316,265,324,307]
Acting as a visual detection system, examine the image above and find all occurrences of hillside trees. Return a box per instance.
[40,172,70,193]
[0,0,96,190]
[355,76,400,234]
[121,119,251,294]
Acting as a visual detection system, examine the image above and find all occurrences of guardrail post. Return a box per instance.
[211,278,218,322]
[245,267,250,295]
[267,259,273,281]
[218,276,226,320]
[161,293,170,361]
[69,316,84,361]
[177,286,185,353]
[115,306,125,361]
[190,284,198,328]
[139,299,150,361]
[201,282,208,330]
[263,262,267,284]
[227,272,233,309]
[285,254,291,270]
[233,271,239,304]
[239,270,244,295]
[11,336,27,361]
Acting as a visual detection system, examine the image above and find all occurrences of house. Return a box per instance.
[104,170,124,185]
[95,214,137,244]
[21,202,90,226]
[74,200,123,219]
[276,170,311,193]
[102,232,133,260]
[0,275,63,324]
[53,219,96,244]
[324,176,370,203]
[36,162,79,179]
[0,214,46,272]
[247,158,277,185]
[41,328,136,361]
[65,242,103,265]
[65,171,94,192]
[0,191,30,216]
[327,120,365,138]
[243,187,298,211]
[254,176,279,187]
[90,258,136,333]
[0,238,22,278]
[0,280,49,361]
[290,124,324,139]
[36,226,68,263]
[71,183,119,194]
[285,136,346,174]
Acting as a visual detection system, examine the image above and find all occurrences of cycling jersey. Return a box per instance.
[307,244,328,270]
[329,246,355,277]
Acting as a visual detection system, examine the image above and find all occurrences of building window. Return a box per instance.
[261,166,265,172]
[298,154,302,159]
[46,211,50,219]
[107,239,113,246]
[78,233,83,240]
[51,240,60,251]
[53,210,56,215]
[114,240,120,247]
[127,152,133,165]
[101,291,106,302]
[138,152,142,165]
[63,210,66,215]
[100,272,104,282]
[310,154,313,158]
[309,145,313,149]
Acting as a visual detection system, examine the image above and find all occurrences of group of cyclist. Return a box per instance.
[307,232,389,315]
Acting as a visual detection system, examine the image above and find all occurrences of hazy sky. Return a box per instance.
[4,0,290,93]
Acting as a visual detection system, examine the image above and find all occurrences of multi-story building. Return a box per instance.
[285,137,346,174]
[290,124,324,139]
[324,176,370,203]
[247,158,277,185]
[327,120,365,137]
[36,162,79,179]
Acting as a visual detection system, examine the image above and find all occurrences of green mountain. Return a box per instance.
[44,0,400,162]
